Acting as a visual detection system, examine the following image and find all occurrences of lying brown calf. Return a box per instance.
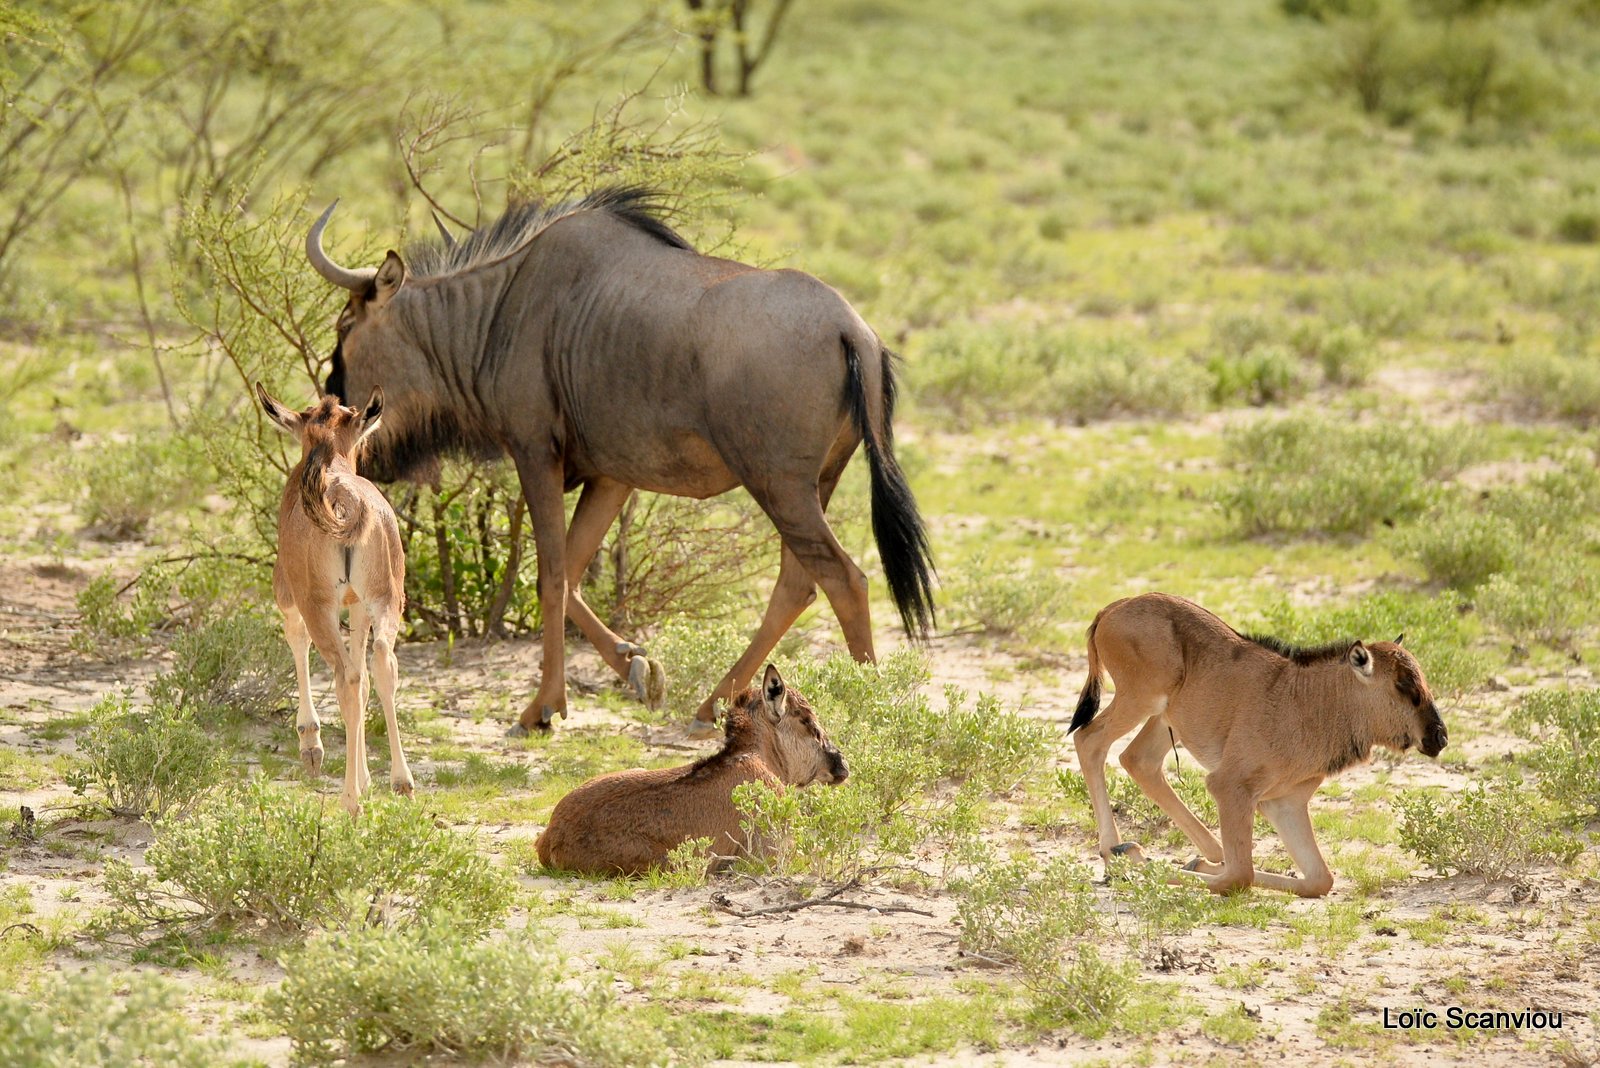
[1070,592,1448,897]
[536,665,848,876]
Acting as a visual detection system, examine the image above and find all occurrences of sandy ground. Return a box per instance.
[1,545,1597,1067]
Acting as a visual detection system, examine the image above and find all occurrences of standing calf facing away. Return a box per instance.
[537,665,847,876]
[1069,593,1447,897]
[257,384,413,817]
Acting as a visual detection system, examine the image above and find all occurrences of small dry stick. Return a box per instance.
[710,879,933,919]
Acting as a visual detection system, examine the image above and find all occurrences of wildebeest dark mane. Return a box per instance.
[1243,633,1354,666]
[404,187,692,281]
[362,408,502,484]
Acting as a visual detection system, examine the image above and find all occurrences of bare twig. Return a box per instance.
[710,879,934,919]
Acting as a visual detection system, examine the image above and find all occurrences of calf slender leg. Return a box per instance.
[1185,772,1261,895]
[511,447,570,734]
[369,601,413,797]
[1072,692,1165,863]
[346,601,373,796]
[280,606,323,776]
[560,479,664,708]
[1117,715,1224,865]
[300,601,365,816]
[1249,784,1333,897]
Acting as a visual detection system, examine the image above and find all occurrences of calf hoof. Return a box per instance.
[392,776,415,798]
[299,746,324,777]
[686,716,721,739]
[1110,842,1147,862]
[341,795,362,819]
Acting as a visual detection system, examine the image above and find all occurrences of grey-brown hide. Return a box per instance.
[257,384,413,817]
[308,189,935,735]
[1069,592,1446,897]
[535,665,848,876]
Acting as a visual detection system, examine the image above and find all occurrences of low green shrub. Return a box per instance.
[954,850,1132,1037]
[649,616,750,720]
[0,970,227,1067]
[67,691,226,819]
[73,432,208,541]
[733,653,1055,880]
[1207,346,1307,407]
[1397,778,1580,881]
[1253,590,1486,697]
[148,611,294,722]
[73,570,172,657]
[946,551,1069,641]
[1511,689,1600,821]
[1491,350,1600,425]
[267,919,674,1066]
[1476,557,1592,646]
[102,779,513,935]
[1394,506,1518,590]
[1217,415,1475,537]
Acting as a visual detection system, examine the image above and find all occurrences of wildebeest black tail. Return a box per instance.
[843,335,936,639]
[1069,616,1104,734]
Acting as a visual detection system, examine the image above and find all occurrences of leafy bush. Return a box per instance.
[1207,346,1307,407]
[73,433,208,540]
[954,851,1132,1036]
[73,570,172,657]
[1394,506,1518,589]
[1476,556,1592,646]
[1491,350,1600,425]
[67,692,226,819]
[733,652,1055,880]
[1253,590,1486,697]
[1217,415,1475,537]
[148,611,293,722]
[1511,689,1600,821]
[946,551,1069,640]
[0,971,227,1067]
[102,779,513,935]
[267,919,673,1066]
[649,616,750,720]
[1397,779,1580,880]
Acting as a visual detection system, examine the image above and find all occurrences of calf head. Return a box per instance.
[256,382,383,464]
[1350,638,1448,758]
[756,664,848,787]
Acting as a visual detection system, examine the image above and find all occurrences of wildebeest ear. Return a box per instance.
[1348,641,1374,678]
[370,250,406,308]
[357,387,384,442]
[255,381,301,436]
[1394,632,1405,647]
[762,663,786,721]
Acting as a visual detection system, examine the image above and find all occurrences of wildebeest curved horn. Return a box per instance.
[431,210,457,250]
[306,200,378,292]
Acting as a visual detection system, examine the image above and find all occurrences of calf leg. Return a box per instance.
[1072,692,1164,864]
[1184,772,1261,895]
[346,602,373,796]
[369,602,413,797]
[1117,715,1224,865]
[280,606,323,776]
[1251,785,1334,897]
[299,603,365,817]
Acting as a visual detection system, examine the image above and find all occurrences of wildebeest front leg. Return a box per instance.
[561,478,664,709]
[510,449,570,735]
[694,544,817,728]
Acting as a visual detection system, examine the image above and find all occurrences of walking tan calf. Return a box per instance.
[536,665,848,876]
[257,383,413,817]
[1069,593,1447,897]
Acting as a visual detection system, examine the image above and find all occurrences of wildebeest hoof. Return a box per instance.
[1183,857,1202,872]
[393,777,415,797]
[505,722,531,739]
[686,716,721,739]
[300,746,324,777]
[628,655,651,703]
[616,641,648,659]
[646,659,666,710]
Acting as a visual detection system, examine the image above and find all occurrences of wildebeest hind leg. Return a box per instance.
[758,488,873,663]
[559,479,664,706]
[695,544,817,726]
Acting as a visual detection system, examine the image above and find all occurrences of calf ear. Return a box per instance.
[357,387,384,443]
[1394,632,1405,646]
[762,664,787,721]
[370,250,406,309]
[1348,641,1374,679]
[255,381,301,436]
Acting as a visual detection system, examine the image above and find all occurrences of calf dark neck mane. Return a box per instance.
[1242,632,1355,666]
[683,693,766,782]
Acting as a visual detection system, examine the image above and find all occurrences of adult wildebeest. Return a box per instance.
[1069,593,1447,897]
[256,384,414,816]
[306,188,934,735]
[536,664,847,876]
